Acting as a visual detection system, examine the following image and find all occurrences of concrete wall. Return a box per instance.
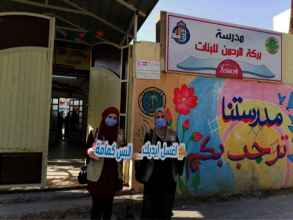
[130,32,293,196]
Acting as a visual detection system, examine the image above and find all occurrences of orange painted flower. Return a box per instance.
[173,84,198,115]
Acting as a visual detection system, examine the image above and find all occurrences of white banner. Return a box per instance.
[136,60,160,79]
[166,12,282,82]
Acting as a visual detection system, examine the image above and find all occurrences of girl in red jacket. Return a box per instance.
[84,107,123,220]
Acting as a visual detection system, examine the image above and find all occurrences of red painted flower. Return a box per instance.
[166,108,173,120]
[236,163,242,169]
[281,135,289,141]
[166,107,173,128]
[217,160,223,167]
[182,120,189,133]
[182,120,189,129]
[190,132,203,142]
[173,84,198,115]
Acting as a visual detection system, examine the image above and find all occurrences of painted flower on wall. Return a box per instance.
[173,84,198,115]
[190,132,204,142]
[171,84,200,192]
[166,107,173,129]
[185,132,204,151]
[182,120,189,132]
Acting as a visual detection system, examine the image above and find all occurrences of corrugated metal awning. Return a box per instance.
[0,0,158,46]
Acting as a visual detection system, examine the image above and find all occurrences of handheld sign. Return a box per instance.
[93,140,133,161]
[136,141,186,160]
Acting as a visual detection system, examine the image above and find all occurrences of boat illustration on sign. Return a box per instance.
[176,56,275,79]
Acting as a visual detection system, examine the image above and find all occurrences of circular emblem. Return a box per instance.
[216,59,243,79]
[171,20,190,45]
[138,87,166,116]
[265,37,279,54]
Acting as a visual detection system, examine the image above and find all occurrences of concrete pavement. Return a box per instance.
[1,188,293,219]
[171,194,293,219]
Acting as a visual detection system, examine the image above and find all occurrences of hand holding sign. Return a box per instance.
[93,141,133,161]
[91,140,187,161]
[132,153,143,160]
[88,148,95,157]
[134,142,187,160]
[178,145,187,159]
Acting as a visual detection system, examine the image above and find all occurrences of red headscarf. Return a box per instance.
[98,107,120,144]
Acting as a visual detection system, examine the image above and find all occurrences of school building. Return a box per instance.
[1,1,293,197]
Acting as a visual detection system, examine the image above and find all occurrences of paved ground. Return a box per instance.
[1,188,293,219]
[48,140,84,161]
[66,192,293,219]
[47,140,84,188]
[171,194,293,219]
[47,158,84,188]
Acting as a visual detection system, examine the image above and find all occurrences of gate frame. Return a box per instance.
[0,12,55,189]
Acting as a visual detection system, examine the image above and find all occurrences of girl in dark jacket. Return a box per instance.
[135,107,185,219]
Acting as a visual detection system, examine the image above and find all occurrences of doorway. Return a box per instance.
[47,75,89,188]
[49,98,85,145]
[68,99,84,144]
[47,42,131,189]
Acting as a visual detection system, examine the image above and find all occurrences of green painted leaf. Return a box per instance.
[191,171,200,191]
[255,157,263,164]
[182,127,188,133]
[177,175,187,190]
[169,119,173,127]
[199,161,203,165]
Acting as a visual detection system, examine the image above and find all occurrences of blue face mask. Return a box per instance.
[156,118,167,127]
[105,118,117,127]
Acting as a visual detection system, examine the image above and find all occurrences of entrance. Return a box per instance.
[0,0,157,190]
[68,99,84,144]
[47,43,131,188]
[47,74,89,188]
[49,98,84,145]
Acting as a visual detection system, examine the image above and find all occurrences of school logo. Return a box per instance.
[171,20,190,45]
[138,87,166,116]
[216,59,243,79]
[265,37,279,55]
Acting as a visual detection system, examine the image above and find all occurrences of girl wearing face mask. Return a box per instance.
[135,108,185,220]
[84,107,124,220]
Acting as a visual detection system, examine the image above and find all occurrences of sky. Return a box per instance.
[137,0,291,42]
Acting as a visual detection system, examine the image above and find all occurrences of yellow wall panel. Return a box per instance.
[0,48,50,152]
[26,51,37,149]
[0,53,7,147]
[8,52,20,149]
[2,53,14,149]
[88,67,121,134]
[20,51,32,149]
[14,51,26,148]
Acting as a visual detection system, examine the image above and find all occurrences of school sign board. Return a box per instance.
[166,12,282,82]
[53,41,91,77]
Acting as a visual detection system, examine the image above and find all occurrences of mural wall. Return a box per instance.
[134,75,293,196]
